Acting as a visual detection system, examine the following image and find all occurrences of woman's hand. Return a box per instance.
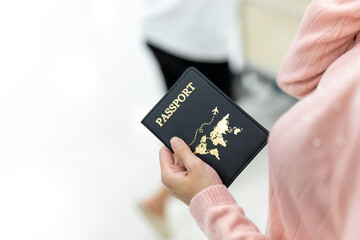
[159,137,223,205]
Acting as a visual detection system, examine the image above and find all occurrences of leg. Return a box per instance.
[147,42,235,100]
[143,186,170,218]
[138,187,171,238]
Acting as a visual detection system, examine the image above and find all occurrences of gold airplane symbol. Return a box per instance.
[212,107,219,115]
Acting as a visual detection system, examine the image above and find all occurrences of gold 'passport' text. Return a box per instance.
[155,82,195,127]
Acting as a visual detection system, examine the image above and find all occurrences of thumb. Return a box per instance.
[170,137,200,169]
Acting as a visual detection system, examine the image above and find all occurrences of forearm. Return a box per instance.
[189,185,269,240]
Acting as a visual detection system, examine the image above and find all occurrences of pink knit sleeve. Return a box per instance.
[189,185,269,240]
[277,0,360,98]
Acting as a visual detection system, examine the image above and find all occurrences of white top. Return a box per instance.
[142,0,243,65]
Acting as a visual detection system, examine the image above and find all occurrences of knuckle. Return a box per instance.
[175,145,193,160]
[174,142,187,153]
[159,145,168,157]
[187,159,197,169]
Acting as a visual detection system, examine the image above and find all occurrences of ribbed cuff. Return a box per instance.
[189,184,237,220]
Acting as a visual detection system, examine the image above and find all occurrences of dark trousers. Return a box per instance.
[147,42,234,100]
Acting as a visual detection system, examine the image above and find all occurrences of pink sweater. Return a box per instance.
[189,0,360,239]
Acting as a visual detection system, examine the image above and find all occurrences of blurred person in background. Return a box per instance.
[159,0,360,239]
[138,0,243,238]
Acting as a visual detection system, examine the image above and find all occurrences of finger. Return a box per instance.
[175,156,186,168]
[170,137,200,169]
[159,145,175,172]
[159,145,188,187]
[174,155,179,165]
[159,146,186,175]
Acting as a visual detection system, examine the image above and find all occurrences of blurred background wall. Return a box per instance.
[0,0,310,239]
[241,0,312,76]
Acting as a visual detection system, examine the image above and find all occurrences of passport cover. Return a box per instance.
[141,67,269,187]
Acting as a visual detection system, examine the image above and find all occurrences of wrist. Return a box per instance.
[189,184,236,215]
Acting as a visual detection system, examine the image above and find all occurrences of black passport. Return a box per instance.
[142,67,269,187]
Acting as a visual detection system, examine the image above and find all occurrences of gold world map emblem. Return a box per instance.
[189,107,243,160]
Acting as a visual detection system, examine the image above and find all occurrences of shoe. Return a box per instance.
[137,202,171,239]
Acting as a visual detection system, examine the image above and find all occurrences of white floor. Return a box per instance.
[0,1,295,239]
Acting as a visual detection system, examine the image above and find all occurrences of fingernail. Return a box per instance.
[170,137,181,147]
